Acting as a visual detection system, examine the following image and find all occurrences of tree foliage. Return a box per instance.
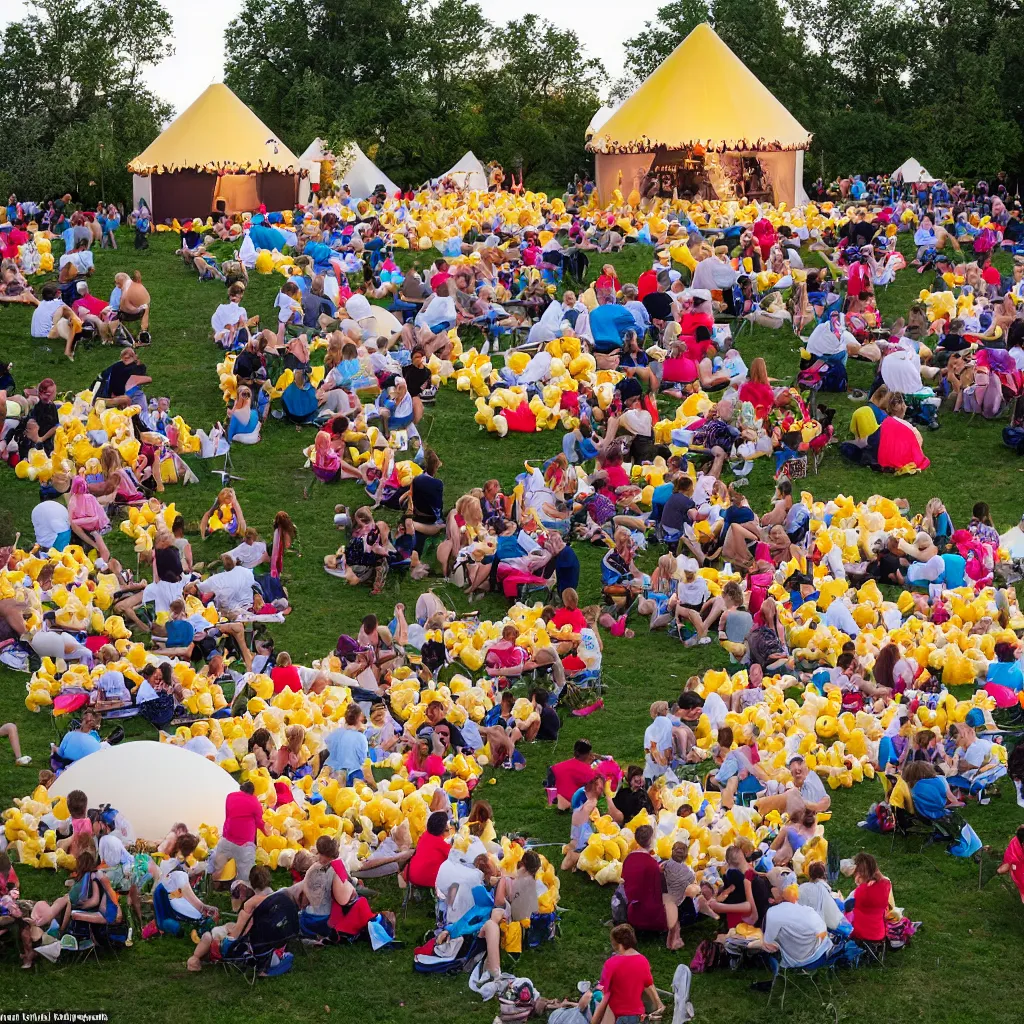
[224,0,603,187]
[0,0,173,204]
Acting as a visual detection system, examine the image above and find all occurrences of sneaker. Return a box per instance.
[698,635,713,646]
[15,755,32,766]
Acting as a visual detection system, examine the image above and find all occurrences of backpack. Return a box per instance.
[689,937,726,973]
[1003,425,1024,455]
[610,884,628,925]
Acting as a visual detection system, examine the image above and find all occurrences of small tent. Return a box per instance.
[128,83,300,221]
[585,104,619,139]
[441,151,489,192]
[587,23,811,207]
[300,138,399,201]
[892,157,934,184]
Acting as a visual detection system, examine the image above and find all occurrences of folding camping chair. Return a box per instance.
[219,891,300,984]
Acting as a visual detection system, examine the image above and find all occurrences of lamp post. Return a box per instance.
[99,143,106,206]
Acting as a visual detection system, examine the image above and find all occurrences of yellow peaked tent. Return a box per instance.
[587,23,811,206]
[128,83,301,222]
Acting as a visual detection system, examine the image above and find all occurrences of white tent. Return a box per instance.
[336,142,400,199]
[586,104,618,139]
[893,157,934,183]
[299,138,399,200]
[442,150,489,192]
[50,742,238,841]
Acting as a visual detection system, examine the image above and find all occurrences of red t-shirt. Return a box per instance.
[621,851,668,931]
[596,273,620,292]
[429,270,450,290]
[679,311,713,337]
[271,665,302,694]
[636,269,658,300]
[551,757,596,802]
[604,465,630,489]
[599,952,654,1017]
[851,878,891,941]
[72,294,108,317]
[552,607,586,632]
[406,831,451,888]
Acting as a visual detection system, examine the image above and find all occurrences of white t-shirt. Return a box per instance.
[32,500,70,547]
[142,579,186,614]
[763,901,831,968]
[98,832,133,872]
[798,771,828,806]
[136,680,160,703]
[225,540,267,569]
[202,565,256,612]
[211,302,248,335]
[676,577,709,607]
[643,715,675,778]
[31,298,64,337]
[906,554,944,584]
[620,409,653,436]
[434,857,484,923]
[59,250,94,275]
[163,866,202,919]
[797,880,843,930]
[962,738,993,769]
[97,670,130,702]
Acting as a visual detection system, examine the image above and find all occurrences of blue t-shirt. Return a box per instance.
[553,547,580,594]
[987,660,1024,692]
[589,305,636,353]
[58,729,102,762]
[940,553,966,589]
[911,777,948,820]
[324,727,368,774]
[165,619,195,647]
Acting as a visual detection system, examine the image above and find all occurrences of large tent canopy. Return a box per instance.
[892,157,935,183]
[128,84,300,220]
[586,23,810,207]
[441,151,489,192]
[129,83,299,175]
[588,23,811,155]
[585,104,619,139]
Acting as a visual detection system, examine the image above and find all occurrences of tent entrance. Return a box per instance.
[214,173,258,215]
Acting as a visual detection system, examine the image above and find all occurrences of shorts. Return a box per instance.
[349,564,375,584]
[52,530,72,551]
[209,838,257,884]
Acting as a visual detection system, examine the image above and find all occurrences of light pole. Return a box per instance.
[99,143,106,206]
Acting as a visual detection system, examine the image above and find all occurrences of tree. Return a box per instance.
[0,0,172,204]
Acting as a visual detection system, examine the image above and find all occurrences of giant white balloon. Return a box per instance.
[50,741,238,840]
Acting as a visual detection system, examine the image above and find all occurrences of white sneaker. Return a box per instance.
[15,755,32,766]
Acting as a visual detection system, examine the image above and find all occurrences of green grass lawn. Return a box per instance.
[0,228,1021,1021]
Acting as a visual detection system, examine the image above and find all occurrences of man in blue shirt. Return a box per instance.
[324,704,372,783]
[588,291,635,356]
[55,711,104,762]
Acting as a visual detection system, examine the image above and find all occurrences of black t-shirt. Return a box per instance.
[613,786,653,822]
[661,493,696,533]
[536,705,561,742]
[868,551,901,583]
[402,363,432,397]
[234,349,264,382]
[106,360,146,397]
[748,870,773,929]
[642,291,673,322]
[30,401,59,433]
[848,221,876,248]
[411,473,444,523]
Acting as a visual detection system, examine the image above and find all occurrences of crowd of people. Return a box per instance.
[1,174,1022,1010]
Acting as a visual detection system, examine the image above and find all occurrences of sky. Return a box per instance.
[3,0,661,117]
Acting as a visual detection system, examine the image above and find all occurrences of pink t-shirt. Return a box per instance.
[71,817,92,835]
[221,791,267,846]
